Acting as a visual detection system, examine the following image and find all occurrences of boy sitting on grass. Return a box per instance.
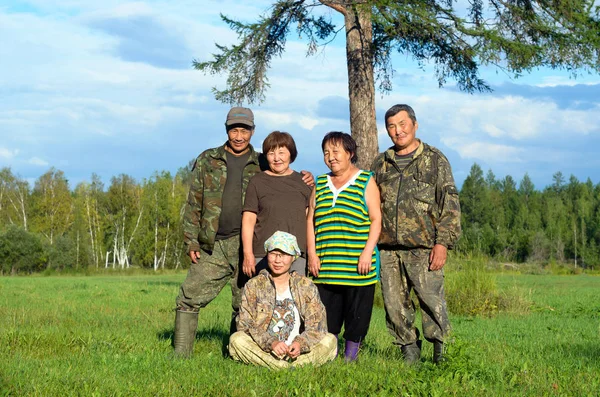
[229,231,337,369]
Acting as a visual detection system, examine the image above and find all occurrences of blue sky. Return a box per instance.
[1,0,599,190]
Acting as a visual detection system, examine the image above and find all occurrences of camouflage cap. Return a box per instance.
[225,107,254,128]
[264,231,301,258]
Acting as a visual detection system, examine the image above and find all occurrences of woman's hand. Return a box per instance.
[270,341,289,359]
[308,253,321,277]
[242,254,256,277]
[357,250,372,275]
[288,341,301,359]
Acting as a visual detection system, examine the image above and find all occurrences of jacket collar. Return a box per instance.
[258,268,299,284]
[384,139,424,163]
[211,142,260,165]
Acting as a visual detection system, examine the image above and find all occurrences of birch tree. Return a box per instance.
[0,167,29,230]
[135,171,188,270]
[106,174,143,268]
[31,168,72,245]
[75,174,106,268]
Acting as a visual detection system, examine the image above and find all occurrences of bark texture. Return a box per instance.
[323,1,378,169]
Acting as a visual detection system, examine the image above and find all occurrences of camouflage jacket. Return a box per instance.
[236,270,329,354]
[183,143,264,253]
[371,141,461,249]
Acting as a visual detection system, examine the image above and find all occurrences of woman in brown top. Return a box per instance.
[241,131,312,277]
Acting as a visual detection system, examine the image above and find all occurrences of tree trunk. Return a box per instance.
[161,221,170,270]
[94,204,102,268]
[343,4,378,169]
[573,222,577,268]
[322,1,378,169]
[85,195,97,267]
[153,214,159,271]
[76,231,80,269]
[19,186,27,230]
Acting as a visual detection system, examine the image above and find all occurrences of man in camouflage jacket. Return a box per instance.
[174,107,264,357]
[371,104,461,364]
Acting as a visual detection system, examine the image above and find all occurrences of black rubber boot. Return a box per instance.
[173,310,199,358]
[433,341,444,364]
[401,341,421,365]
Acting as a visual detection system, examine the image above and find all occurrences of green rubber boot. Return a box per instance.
[433,341,444,364]
[173,310,199,358]
[401,341,421,365]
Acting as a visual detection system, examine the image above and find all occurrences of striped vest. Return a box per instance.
[313,170,379,286]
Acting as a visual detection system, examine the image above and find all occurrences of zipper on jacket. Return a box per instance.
[386,154,402,247]
[389,150,420,247]
[395,172,402,246]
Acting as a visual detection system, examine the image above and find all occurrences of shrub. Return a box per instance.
[446,257,531,316]
[0,225,47,275]
[47,235,86,271]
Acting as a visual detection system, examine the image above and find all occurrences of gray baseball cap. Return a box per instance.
[225,107,254,128]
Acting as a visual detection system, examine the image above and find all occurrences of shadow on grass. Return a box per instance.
[158,325,231,357]
[143,281,182,287]
[544,341,600,366]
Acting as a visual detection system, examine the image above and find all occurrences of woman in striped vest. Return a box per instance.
[307,131,382,362]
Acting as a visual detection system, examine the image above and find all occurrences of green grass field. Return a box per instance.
[1,272,599,396]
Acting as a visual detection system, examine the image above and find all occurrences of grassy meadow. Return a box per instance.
[1,269,599,396]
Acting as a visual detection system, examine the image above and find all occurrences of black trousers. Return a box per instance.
[316,283,375,343]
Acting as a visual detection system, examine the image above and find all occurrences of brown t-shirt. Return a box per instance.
[243,171,312,257]
[216,151,250,240]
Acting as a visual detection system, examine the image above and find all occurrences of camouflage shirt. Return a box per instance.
[236,270,329,354]
[371,141,461,249]
[183,143,265,253]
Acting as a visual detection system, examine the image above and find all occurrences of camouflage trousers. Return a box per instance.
[380,248,451,345]
[176,235,244,314]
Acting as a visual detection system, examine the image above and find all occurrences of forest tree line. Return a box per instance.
[1,162,599,274]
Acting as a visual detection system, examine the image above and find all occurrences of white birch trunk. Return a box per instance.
[76,231,80,269]
[124,206,143,268]
[112,226,118,268]
[160,221,170,270]
[85,194,97,267]
[153,193,159,271]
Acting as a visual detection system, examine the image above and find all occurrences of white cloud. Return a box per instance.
[442,139,524,163]
[538,75,600,87]
[28,157,49,166]
[398,92,600,142]
[1,0,599,190]
[0,147,19,160]
[298,117,319,131]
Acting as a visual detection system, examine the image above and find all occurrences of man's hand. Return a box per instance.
[242,254,257,277]
[429,244,447,271]
[300,170,315,187]
[271,341,289,359]
[287,341,301,359]
[189,251,200,264]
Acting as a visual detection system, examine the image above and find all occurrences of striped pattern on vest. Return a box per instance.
[313,170,379,286]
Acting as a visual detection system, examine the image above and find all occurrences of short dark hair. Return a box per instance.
[385,104,417,125]
[262,131,298,163]
[321,131,358,164]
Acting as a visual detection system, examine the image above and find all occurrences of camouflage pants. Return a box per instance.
[380,248,450,345]
[175,235,244,314]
